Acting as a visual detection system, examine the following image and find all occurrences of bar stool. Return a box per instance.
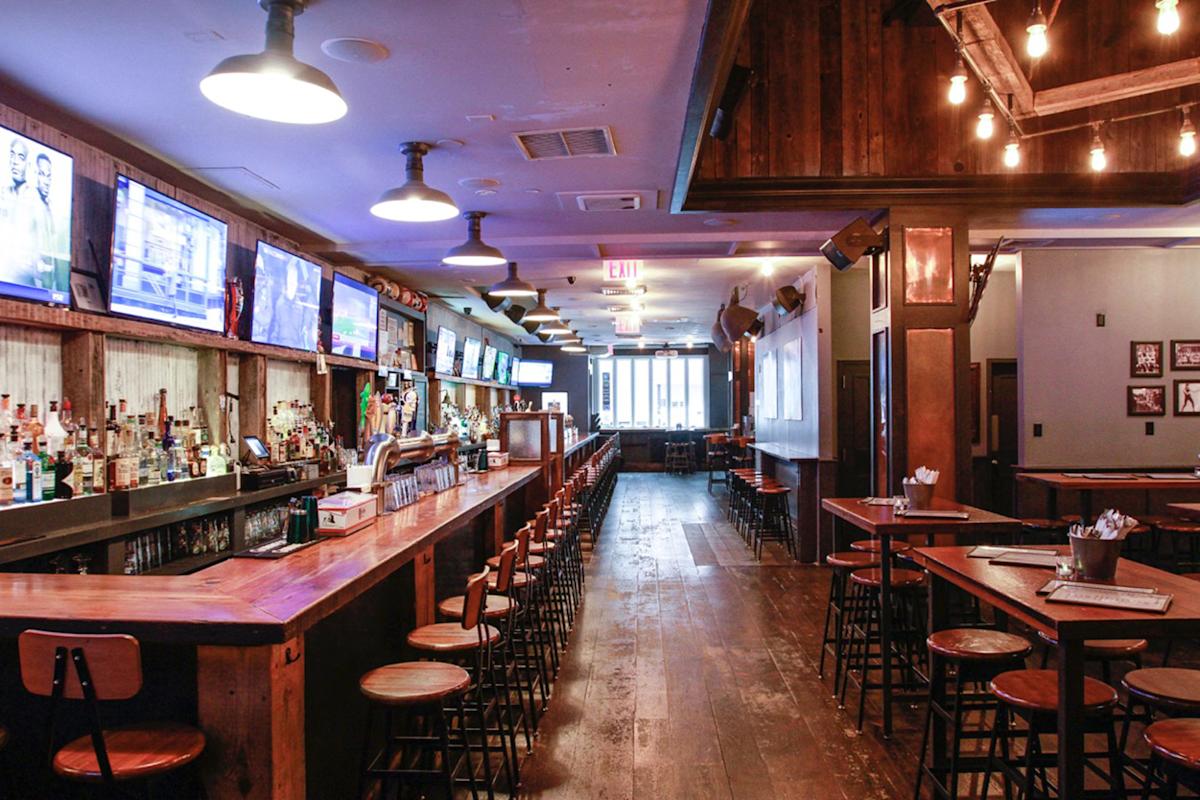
[983,669,1124,798]
[407,567,516,797]
[839,567,927,731]
[850,538,914,558]
[751,483,794,559]
[1157,520,1200,572]
[1037,631,1147,683]
[704,433,729,492]
[1018,518,1069,546]
[818,551,879,685]
[915,629,1032,800]
[489,527,553,712]
[17,630,206,795]
[1119,667,1200,789]
[1143,719,1200,797]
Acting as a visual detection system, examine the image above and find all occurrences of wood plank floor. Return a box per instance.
[518,472,1199,799]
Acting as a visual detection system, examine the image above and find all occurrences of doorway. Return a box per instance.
[987,359,1019,514]
[837,360,871,496]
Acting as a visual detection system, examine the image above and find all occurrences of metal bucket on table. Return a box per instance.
[1069,535,1121,581]
[903,482,935,510]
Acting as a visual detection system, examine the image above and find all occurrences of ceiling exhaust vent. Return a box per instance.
[513,126,616,160]
[557,190,655,213]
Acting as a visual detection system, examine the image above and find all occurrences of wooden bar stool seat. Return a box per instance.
[826,551,879,569]
[439,594,517,621]
[1145,719,1200,771]
[407,622,502,653]
[485,552,545,571]
[818,551,879,685]
[990,669,1117,714]
[528,540,556,555]
[52,721,205,783]
[850,539,913,554]
[1123,668,1200,715]
[849,567,925,590]
[359,661,471,706]
[1037,631,1148,660]
[927,629,1032,661]
[487,570,536,591]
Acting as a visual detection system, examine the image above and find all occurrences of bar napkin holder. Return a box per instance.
[901,466,939,510]
[1068,509,1138,582]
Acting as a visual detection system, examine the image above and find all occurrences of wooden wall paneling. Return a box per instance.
[197,349,227,446]
[817,0,843,176]
[0,324,63,421]
[265,359,312,409]
[311,365,332,424]
[105,338,199,420]
[226,355,240,450]
[238,354,267,442]
[60,330,104,435]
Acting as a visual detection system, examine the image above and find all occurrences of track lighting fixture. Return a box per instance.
[948,56,968,105]
[1003,128,1021,168]
[1157,0,1181,34]
[200,0,347,124]
[370,142,459,222]
[1181,108,1197,156]
[976,100,995,140]
[443,212,506,266]
[1026,2,1049,58]
[1089,126,1108,172]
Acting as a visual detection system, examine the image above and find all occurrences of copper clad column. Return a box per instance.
[869,208,972,503]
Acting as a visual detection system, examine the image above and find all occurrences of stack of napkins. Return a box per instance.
[904,466,940,486]
[1069,508,1139,541]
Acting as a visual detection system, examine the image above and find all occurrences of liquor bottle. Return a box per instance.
[157,388,169,439]
[39,439,55,500]
[137,431,150,487]
[89,428,106,494]
[45,400,68,454]
[0,433,13,506]
[105,404,117,455]
[21,440,40,503]
[74,432,92,496]
[0,394,12,431]
[145,434,161,486]
[206,443,227,477]
[54,450,74,500]
[11,430,25,503]
[27,405,43,454]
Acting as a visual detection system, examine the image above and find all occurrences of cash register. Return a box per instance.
[240,435,300,490]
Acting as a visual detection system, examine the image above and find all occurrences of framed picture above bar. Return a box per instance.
[1171,340,1200,371]
[1130,341,1163,378]
[1175,380,1200,416]
[1128,385,1167,416]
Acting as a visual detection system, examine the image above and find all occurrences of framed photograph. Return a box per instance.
[1171,340,1200,371]
[1128,385,1166,417]
[1175,380,1200,416]
[69,271,105,313]
[1130,341,1163,378]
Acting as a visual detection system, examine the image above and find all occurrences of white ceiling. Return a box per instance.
[3,0,1200,344]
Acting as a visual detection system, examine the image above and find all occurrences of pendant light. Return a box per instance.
[1157,0,1181,34]
[539,314,572,336]
[200,0,346,125]
[711,305,731,353]
[720,287,763,341]
[520,289,558,324]
[443,211,506,266]
[976,100,995,140]
[1180,109,1197,157]
[557,331,582,343]
[486,262,538,300]
[1003,128,1022,168]
[948,56,968,105]
[1026,2,1049,58]
[1089,126,1108,172]
[370,142,459,222]
[561,342,587,353]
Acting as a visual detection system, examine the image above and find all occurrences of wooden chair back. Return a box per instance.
[533,508,549,544]
[515,525,532,564]
[460,567,490,631]
[493,540,519,594]
[19,630,142,701]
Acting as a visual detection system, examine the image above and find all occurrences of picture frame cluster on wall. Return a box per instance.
[1127,340,1200,417]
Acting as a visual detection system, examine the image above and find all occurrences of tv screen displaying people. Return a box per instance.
[0,125,73,305]
[251,241,322,352]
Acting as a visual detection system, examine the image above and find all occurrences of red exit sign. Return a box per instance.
[603,259,642,282]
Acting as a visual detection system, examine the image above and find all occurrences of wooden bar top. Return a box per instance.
[822,497,1020,537]
[913,545,1200,640]
[1017,472,1200,490]
[564,432,600,458]
[0,466,540,646]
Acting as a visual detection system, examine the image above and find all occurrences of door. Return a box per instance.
[837,360,872,496]
[988,359,1019,515]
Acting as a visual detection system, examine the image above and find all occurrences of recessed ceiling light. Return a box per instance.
[320,37,390,64]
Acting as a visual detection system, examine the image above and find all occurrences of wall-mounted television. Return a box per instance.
[0,125,73,306]
[509,356,522,387]
[434,326,457,375]
[518,359,554,387]
[250,241,321,351]
[461,337,481,379]
[481,345,498,381]
[331,272,378,360]
[110,174,227,332]
[496,351,511,385]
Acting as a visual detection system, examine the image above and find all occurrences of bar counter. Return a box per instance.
[0,464,541,799]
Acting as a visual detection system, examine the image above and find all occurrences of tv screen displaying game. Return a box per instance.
[331,272,379,360]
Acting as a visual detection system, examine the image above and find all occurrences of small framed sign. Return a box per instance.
[1171,340,1200,371]
[1130,341,1163,378]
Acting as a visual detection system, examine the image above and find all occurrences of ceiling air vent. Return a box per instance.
[513,126,616,160]
[576,193,640,212]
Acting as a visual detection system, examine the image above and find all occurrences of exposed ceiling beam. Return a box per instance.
[928,2,1035,117]
[1032,57,1200,117]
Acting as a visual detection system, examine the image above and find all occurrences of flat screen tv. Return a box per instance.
[509,356,522,387]
[110,174,227,332]
[461,337,481,379]
[496,351,511,385]
[250,241,322,351]
[434,326,457,375]
[331,272,378,360]
[518,359,554,387]
[0,125,73,305]
[481,345,498,381]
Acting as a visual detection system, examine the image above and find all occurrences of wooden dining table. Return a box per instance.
[1018,472,1200,523]
[1168,502,1200,519]
[820,497,1021,735]
[912,545,1200,799]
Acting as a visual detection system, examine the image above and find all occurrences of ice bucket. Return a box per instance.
[903,482,935,510]
[1069,535,1121,582]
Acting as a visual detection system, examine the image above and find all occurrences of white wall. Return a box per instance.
[1018,248,1200,467]
[970,270,1017,457]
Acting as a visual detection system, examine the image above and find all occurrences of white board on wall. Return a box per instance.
[782,337,803,420]
[760,349,778,419]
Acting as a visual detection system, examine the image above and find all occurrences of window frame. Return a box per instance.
[592,353,708,430]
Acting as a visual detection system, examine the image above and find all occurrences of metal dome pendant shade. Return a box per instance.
[370,142,459,222]
[443,211,506,266]
[487,262,537,300]
[720,287,762,341]
[538,313,571,336]
[200,0,348,125]
[520,289,558,323]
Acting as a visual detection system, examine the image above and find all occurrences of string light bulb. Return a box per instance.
[1157,0,1181,34]
[976,100,995,139]
[948,56,968,105]
[1003,129,1021,168]
[1026,2,1049,58]
[1089,127,1108,172]
[1180,109,1197,157]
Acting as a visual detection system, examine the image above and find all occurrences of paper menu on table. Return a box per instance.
[1045,583,1173,613]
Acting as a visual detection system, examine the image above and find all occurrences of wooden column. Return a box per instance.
[198,349,228,444]
[491,500,506,555]
[197,637,305,800]
[869,208,972,502]
[60,330,104,437]
[238,354,267,443]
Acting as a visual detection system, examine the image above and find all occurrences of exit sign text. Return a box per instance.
[603,259,642,282]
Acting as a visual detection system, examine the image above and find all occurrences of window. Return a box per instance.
[592,354,709,429]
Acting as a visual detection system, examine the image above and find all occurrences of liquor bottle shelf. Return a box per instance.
[141,550,231,576]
